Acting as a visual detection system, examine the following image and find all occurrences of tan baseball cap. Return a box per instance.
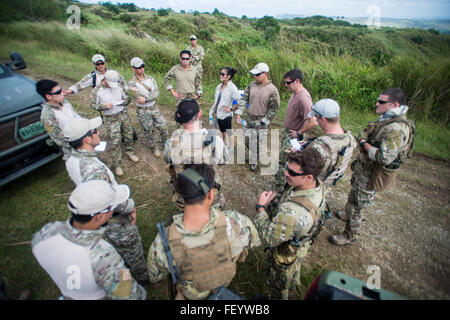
[130,57,145,68]
[249,62,269,75]
[190,35,197,40]
[68,180,130,216]
[92,54,105,64]
[104,70,120,88]
[308,98,340,119]
[63,117,102,142]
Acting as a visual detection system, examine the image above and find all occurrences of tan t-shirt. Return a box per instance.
[284,88,313,132]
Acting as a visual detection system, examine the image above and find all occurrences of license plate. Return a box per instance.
[19,121,46,141]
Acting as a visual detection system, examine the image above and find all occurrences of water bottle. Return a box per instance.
[209,116,214,125]
[241,119,247,126]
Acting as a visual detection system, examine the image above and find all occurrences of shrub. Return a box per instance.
[157,8,171,17]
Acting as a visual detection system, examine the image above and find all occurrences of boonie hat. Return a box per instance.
[92,54,105,64]
[104,70,120,88]
[190,35,197,40]
[63,117,102,142]
[130,57,145,68]
[68,180,130,215]
[308,98,341,119]
[174,99,200,124]
[249,62,269,75]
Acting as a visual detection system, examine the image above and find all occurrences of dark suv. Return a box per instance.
[0,52,62,187]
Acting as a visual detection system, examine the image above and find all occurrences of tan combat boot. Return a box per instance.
[115,167,124,176]
[153,149,161,158]
[329,233,356,246]
[125,151,139,163]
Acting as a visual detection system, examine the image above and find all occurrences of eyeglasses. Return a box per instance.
[376,99,394,104]
[253,72,263,77]
[135,64,145,69]
[95,61,105,66]
[85,128,98,137]
[285,163,309,177]
[312,109,323,118]
[49,88,63,95]
[220,72,228,77]
[285,79,295,85]
[181,57,191,60]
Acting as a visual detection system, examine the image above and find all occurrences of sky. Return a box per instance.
[80,0,450,20]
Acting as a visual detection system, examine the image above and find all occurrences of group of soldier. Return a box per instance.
[30,35,415,300]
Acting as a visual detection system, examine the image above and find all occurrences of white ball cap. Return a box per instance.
[68,180,130,215]
[63,117,102,142]
[92,54,105,63]
[190,35,197,40]
[130,57,145,68]
[249,62,269,75]
[308,98,341,119]
[104,70,120,88]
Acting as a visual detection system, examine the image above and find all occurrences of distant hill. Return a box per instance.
[276,14,450,34]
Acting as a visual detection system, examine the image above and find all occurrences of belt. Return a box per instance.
[105,109,126,117]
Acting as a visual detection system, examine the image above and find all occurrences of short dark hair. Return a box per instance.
[180,50,192,58]
[70,213,94,224]
[36,79,59,99]
[177,164,215,205]
[284,68,303,83]
[221,67,237,80]
[287,147,324,178]
[382,88,406,105]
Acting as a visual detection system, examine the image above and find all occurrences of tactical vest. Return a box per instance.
[313,132,356,186]
[168,212,236,292]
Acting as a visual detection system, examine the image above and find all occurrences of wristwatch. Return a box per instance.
[255,204,265,212]
[359,141,367,148]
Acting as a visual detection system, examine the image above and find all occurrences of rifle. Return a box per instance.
[156,221,186,299]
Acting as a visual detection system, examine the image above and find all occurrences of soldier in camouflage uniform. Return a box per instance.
[147,164,261,300]
[64,54,128,96]
[164,50,202,102]
[186,35,205,78]
[330,88,415,245]
[63,117,149,284]
[128,57,168,158]
[235,63,280,171]
[91,70,139,176]
[254,148,326,300]
[31,180,146,300]
[164,99,227,210]
[303,99,356,190]
[36,79,81,160]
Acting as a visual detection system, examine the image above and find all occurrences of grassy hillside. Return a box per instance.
[0,0,449,159]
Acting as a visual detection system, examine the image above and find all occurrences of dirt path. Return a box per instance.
[22,69,450,299]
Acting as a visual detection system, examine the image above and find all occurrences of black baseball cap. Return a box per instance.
[174,99,200,124]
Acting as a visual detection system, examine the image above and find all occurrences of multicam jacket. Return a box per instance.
[128,74,159,108]
[147,206,261,300]
[40,100,81,160]
[164,64,202,97]
[32,219,146,300]
[186,45,205,68]
[69,69,128,94]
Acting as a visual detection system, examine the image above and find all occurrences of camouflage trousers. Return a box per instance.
[104,110,135,169]
[343,160,376,238]
[103,213,149,283]
[267,244,310,300]
[244,115,268,166]
[274,130,292,190]
[137,107,169,151]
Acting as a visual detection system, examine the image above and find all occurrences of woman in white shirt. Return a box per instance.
[209,67,241,146]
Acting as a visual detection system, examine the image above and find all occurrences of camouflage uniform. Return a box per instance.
[164,128,227,210]
[69,69,128,94]
[65,149,149,283]
[147,206,261,300]
[186,44,205,77]
[339,108,414,240]
[40,100,81,160]
[164,64,202,99]
[128,75,168,151]
[235,81,280,168]
[254,182,325,299]
[31,219,146,300]
[91,84,134,169]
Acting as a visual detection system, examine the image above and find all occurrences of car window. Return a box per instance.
[0,64,5,75]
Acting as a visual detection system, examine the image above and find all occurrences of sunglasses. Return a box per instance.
[181,57,191,60]
[49,88,63,95]
[94,204,118,216]
[95,61,105,66]
[253,72,263,77]
[285,79,295,85]
[376,99,394,104]
[135,64,145,69]
[285,163,309,177]
[220,72,228,77]
[85,128,98,137]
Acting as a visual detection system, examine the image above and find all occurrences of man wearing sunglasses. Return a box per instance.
[148,164,261,300]
[186,35,205,78]
[63,117,150,285]
[128,57,168,158]
[235,62,280,171]
[330,88,415,246]
[164,50,202,102]
[64,54,128,95]
[254,147,326,299]
[32,180,147,300]
[37,79,82,160]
